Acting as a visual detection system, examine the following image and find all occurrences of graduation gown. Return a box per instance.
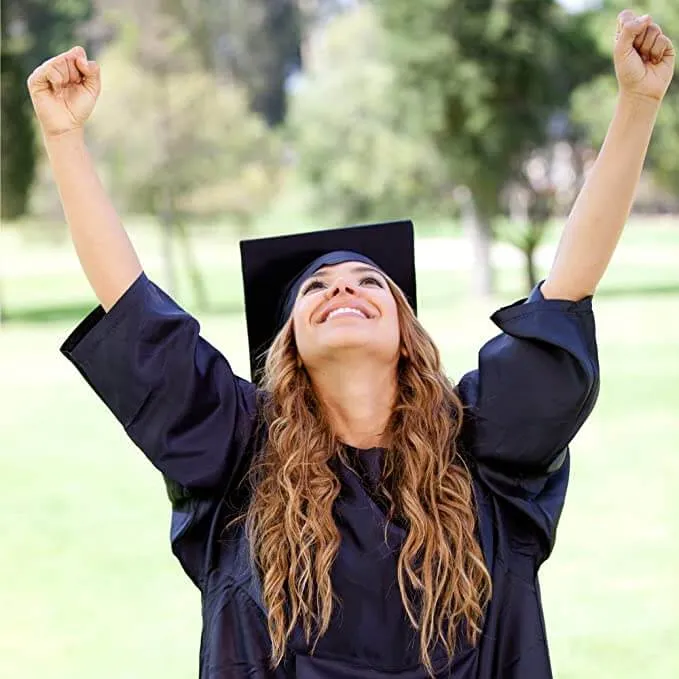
[61,272,600,678]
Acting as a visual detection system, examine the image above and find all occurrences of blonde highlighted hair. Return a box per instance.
[244,279,492,675]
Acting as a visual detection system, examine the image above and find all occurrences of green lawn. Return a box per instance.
[1,216,678,678]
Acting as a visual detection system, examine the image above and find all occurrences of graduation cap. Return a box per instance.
[239,220,417,381]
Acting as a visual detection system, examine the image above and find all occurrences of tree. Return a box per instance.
[1,45,35,220]
[1,0,93,220]
[159,0,302,125]
[90,15,282,306]
[572,0,679,199]
[501,135,591,288]
[378,0,607,295]
[288,6,454,231]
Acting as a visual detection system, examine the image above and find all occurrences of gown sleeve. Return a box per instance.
[457,282,600,558]
[60,272,258,496]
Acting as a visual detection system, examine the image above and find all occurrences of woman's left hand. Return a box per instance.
[614,10,675,103]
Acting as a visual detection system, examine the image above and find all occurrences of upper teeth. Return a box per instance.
[326,307,367,321]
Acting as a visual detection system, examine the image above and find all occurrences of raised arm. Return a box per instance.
[542,11,675,302]
[28,47,259,503]
[27,46,141,311]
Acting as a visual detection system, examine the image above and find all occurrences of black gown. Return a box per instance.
[61,273,600,678]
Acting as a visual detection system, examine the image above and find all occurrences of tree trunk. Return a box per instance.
[158,197,178,296]
[0,276,5,326]
[156,65,177,295]
[176,219,209,310]
[524,242,538,291]
[461,193,494,297]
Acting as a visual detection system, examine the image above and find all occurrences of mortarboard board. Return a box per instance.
[239,220,417,382]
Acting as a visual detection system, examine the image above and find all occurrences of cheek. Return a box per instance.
[382,299,401,345]
[291,308,312,359]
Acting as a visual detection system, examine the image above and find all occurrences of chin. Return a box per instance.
[296,321,400,367]
[318,329,399,359]
[320,325,378,346]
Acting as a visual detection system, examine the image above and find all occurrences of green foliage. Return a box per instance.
[1,0,93,221]
[572,0,679,195]
[376,0,608,294]
[378,0,608,217]
[161,0,302,125]
[90,25,282,230]
[288,6,454,227]
[1,51,36,220]
[4,0,93,68]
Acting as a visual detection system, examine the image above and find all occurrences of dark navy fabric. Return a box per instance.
[61,272,600,678]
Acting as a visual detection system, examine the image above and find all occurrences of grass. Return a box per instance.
[0,215,678,678]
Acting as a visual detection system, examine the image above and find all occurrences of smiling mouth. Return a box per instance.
[325,307,369,322]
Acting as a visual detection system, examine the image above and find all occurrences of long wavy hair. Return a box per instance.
[244,279,492,675]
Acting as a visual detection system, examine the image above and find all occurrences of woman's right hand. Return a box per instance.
[27,46,101,138]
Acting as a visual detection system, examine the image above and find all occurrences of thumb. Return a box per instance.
[616,12,652,54]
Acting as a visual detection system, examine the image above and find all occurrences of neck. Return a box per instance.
[308,357,397,450]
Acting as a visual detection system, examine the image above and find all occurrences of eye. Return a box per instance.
[301,279,326,295]
[360,275,384,288]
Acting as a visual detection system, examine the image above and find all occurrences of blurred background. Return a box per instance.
[1,1,677,677]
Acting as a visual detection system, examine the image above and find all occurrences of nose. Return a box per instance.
[325,276,356,299]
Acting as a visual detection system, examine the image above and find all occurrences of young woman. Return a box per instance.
[28,10,674,679]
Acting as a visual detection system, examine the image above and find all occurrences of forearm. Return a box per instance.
[44,130,142,311]
[542,94,660,301]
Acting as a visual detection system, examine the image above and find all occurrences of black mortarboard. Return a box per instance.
[239,220,417,381]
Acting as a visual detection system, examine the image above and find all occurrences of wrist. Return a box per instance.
[42,126,87,146]
[615,91,663,118]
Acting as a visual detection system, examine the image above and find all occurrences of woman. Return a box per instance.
[28,10,674,679]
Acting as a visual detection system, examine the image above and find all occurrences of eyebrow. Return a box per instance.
[311,265,384,278]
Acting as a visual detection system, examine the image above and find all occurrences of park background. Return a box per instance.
[1,1,678,677]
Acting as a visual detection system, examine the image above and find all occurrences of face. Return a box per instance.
[291,261,401,369]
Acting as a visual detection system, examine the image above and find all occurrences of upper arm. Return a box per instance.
[457,283,600,558]
[458,282,600,473]
[61,272,257,495]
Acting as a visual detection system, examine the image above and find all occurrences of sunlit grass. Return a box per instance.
[0,216,677,678]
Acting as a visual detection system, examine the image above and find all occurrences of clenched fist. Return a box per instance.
[27,46,101,138]
[614,10,675,102]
